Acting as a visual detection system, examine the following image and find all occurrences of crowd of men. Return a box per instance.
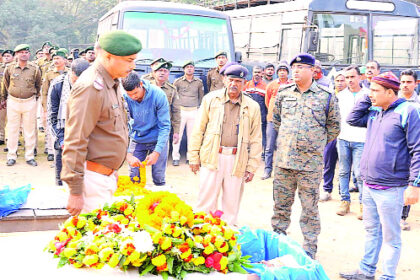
[1,30,419,280]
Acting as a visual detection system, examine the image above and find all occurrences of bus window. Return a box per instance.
[372,16,419,66]
[313,14,368,65]
[231,17,251,59]
[122,11,231,67]
[248,15,282,61]
[280,28,303,62]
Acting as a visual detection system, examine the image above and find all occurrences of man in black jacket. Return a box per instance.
[47,58,90,185]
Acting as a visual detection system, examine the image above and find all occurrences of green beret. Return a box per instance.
[79,50,86,56]
[49,48,56,55]
[52,50,67,59]
[42,41,53,48]
[182,60,194,68]
[2,49,14,56]
[214,50,227,59]
[35,49,42,54]
[85,46,94,52]
[14,44,30,52]
[58,48,69,55]
[98,31,142,56]
[151,57,165,66]
[153,61,172,71]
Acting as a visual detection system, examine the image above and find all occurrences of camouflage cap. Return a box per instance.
[214,50,227,59]
[98,30,142,56]
[14,44,30,52]
[182,60,194,68]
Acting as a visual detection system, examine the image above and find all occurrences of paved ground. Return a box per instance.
[0,135,419,279]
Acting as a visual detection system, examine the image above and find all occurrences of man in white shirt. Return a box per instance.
[336,65,368,219]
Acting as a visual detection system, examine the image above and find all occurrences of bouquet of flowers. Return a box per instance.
[46,192,252,279]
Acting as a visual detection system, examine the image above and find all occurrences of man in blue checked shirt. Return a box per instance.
[122,72,171,186]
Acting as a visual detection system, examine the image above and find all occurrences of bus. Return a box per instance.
[98,1,241,87]
[224,0,420,75]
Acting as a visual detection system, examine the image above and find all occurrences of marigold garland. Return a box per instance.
[114,161,150,197]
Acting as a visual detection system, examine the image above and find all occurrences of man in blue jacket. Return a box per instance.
[122,72,171,186]
[339,72,420,280]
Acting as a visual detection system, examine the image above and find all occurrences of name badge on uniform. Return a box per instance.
[112,104,119,109]
[284,97,297,101]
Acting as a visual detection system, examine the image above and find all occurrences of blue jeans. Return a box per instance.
[338,139,364,202]
[359,186,405,280]
[129,142,168,186]
[264,121,278,174]
[322,139,338,193]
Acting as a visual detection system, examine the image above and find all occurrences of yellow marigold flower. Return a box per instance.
[180,248,192,259]
[204,234,212,244]
[172,227,182,238]
[229,239,237,247]
[180,216,188,226]
[162,224,173,235]
[171,211,180,221]
[73,262,83,268]
[76,216,87,229]
[204,244,214,255]
[47,240,56,252]
[66,226,76,237]
[194,235,203,244]
[56,231,68,242]
[210,225,221,235]
[215,235,225,248]
[85,244,99,255]
[99,247,114,262]
[63,248,77,258]
[82,254,99,266]
[151,254,167,267]
[132,176,139,181]
[87,220,96,231]
[224,228,234,240]
[124,205,134,216]
[218,242,229,253]
[131,258,143,267]
[193,256,205,266]
[220,256,228,270]
[152,232,163,244]
[202,224,211,233]
[108,253,120,268]
[128,250,140,262]
[120,217,129,225]
[161,237,172,250]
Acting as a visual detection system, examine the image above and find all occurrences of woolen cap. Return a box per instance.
[276,60,290,73]
[371,72,400,91]
[98,31,142,56]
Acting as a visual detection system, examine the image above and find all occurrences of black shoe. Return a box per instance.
[39,127,44,133]
[3,147,8,152]
[339,270,374,279]
[47,154,54,161]
[349,187,359,193]
[261,172,271,180]
[26,159,38,166]
[6,159,16,166]
[34,148,37,157]
[186,160,189,165]
[173,160,179,166]
[44,148,48,155]
[0,140,4,145]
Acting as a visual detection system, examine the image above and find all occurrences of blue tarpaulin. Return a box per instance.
[238,227,330,280]
[0,185,31,218]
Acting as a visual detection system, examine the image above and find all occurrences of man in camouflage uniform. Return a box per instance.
[42,48,69,161]
[0,49,15,145]
[272,53,340,259]
[143,58,180,145]
[1,44,42,166]
[206,51,228,93]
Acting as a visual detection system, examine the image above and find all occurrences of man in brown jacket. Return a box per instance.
[62,31,142,216]
[1,44,41,166]
[188,64,262,226]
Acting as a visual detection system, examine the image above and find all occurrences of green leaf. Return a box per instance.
[227,253,237,262]
[57,257,68,268]
[167,256,174,274]
[162,271,169,280]
[139,263,155,276]
[242,263,254,269]
[180,270,188,279]
[118,255,126,267]
[143,224,160,234]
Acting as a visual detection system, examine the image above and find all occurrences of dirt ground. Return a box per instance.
[0,135,419,280]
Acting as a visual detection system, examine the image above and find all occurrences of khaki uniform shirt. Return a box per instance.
[142,73,153,81]
[206,67,224,93]
[41,67,69,110]
[61,62,129,195]
[220,99,240,147]
[1,61,41,100]
[173,75,204,108]
[150,79,181,133]
[188,88,262,177]
[273,81,341,172]
[36,57,52,74]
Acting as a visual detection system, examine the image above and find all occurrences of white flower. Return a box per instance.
[131,230,155,253]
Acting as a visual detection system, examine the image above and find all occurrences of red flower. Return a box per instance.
[54,238,71,255]
[179,242,190,253]
[150,201,160,212]
[71,216,78,227]
[205,252,223,270]
[205,256,214,268]
[210,210,223,218]
[107,223,122,234]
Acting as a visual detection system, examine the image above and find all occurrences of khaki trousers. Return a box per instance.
[6,96,37,160]
[172,108,197,161]
[196,153,244,225]
[0,107,6,141]
[81,167,118,213]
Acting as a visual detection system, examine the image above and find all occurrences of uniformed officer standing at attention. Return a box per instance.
[206,51,228,93]
[61,31,142,216]
[84,46,96,64]
[172,61,204,166]
[36,41,53,74]
[0,49,15,146]
[42,48,69,161]
[271,53,340,259]
[1,44,42,166]
[146,58,181,145]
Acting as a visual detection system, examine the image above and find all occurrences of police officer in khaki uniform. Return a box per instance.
[172,60,204,166]
[0,49,15,145]
[1,44,42,166]
[62,31,142,216]
[206,51,228,93]
[84,46,96,64]
[36,41,53,74]
[141,57,164,81]
[42,48,69,161]
[145,58,181,145]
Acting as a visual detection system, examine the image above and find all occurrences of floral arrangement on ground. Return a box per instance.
[45,191,252,279]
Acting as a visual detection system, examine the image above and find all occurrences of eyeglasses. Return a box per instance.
[291,65,312,70]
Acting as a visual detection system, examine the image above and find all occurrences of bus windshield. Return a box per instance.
[313,13,368,65]
[372,16,419,66]
[123,11,231,67]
